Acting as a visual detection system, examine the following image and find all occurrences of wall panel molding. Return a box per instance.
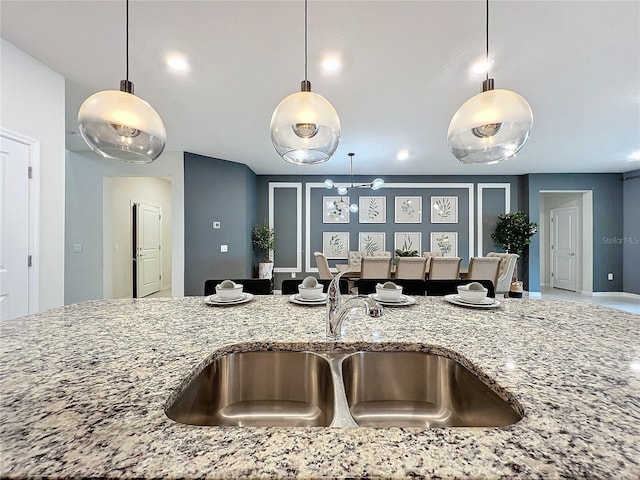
[269,182,302,273]
[477,183,510,256]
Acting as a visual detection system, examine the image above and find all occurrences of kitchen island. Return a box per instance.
[1,295,639,478]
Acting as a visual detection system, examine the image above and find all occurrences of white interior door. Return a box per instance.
[0,136,30,320]
[134,202,162,297]
[551,206,578,291]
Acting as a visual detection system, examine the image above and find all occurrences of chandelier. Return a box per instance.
[324,153,384,213]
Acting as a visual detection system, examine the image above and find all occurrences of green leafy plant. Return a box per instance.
[252,221,276,263]
[395,235,418,257]
[491,211,538,281]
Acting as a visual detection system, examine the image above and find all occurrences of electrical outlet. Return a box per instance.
[212,221,221,229]
[607,273,614,280]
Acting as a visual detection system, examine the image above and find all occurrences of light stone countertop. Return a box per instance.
[1,295,639,479]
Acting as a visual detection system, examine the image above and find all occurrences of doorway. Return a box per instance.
[550,206,579,291]
[132,202,162,298]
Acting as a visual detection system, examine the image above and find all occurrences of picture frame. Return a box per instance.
[323,196,350,223]
[430,232,458,257]
[394,196,422,223]
[359,196,386,223]
[394,232,422,257]
[359,232,386,256]
[430,196,458,224]
[323,232,349,259]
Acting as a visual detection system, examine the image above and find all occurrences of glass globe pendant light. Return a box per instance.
[447,0,532,164]
[78,0,166,163]
[270,0,341,165]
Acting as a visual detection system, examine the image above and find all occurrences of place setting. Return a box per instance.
[288,276,328,306]
[204,280,255,306]
[368,281,417,307]
[444,282,501,309]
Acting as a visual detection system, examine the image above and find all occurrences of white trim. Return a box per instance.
[592,291,640,299]
[305,182,475,273]
[477,183,510,256]
[269,182,302,273]
[1,128,40,315]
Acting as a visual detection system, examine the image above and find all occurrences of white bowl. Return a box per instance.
[215,280,244,300]
[457,282,488,303]
[298,283,324,300]
[375,282,403,301]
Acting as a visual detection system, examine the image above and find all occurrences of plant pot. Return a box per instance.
[508,281,524,298]
[259,262,274,280]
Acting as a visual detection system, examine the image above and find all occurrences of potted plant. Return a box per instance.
[252,221,276,280]
[394,236,418,257]
[491,211,538,297]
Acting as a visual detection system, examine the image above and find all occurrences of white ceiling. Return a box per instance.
[2,0,639,176]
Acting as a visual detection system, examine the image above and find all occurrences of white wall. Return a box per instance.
[110,177,172,298]
[1,38,66,312]
[66,150,184,304]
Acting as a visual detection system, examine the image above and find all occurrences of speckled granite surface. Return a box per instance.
[1,295,639,479]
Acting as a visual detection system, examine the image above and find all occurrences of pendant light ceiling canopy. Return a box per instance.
[78,0,166,164]
[270,0,341,165]
[447,0,533,165]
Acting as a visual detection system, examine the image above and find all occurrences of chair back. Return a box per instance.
[314,251,333,280]
[348,251,363,267]
[281,278,349,295]
[356,279,426,296]
[204,279,272,296]
[372,251,392,257]
[425,279,495,298]
[428,257,461,280]
[395,257,428,279]
[360,256,392,279]
[487,252,519,293]
[466,256,501,288]
[422,250,444,272]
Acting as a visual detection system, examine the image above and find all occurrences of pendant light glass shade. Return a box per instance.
[270,89,340,164]
[78,88,166,163]
[447,88,533,164]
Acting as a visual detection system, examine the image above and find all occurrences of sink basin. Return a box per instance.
[341,351,522,427]
[166,351,335,427]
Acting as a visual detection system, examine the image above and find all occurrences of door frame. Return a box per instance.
[550,205,580,291]
[0,128,40,315]
[539,190,593,294]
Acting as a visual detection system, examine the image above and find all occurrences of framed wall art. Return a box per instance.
[430,196,458,224]
[430,232,458,257]
[394,232,422,257]
[394,196,422,223]
[322,232,349,259]
[323,196,350,223]
[359,232,386,256]
[359,196,386,223]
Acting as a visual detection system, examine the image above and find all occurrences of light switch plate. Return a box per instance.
[220,244,228,253]
[213,221,221,229]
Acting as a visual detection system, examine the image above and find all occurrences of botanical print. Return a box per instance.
[394,232,422,257]
[430,196,458,224]
[394,196,422,223]
[323,232,349,259]
[359,196,386,224]
[359,232,386,256]
[430,232,458,257]
[323,196,350,223]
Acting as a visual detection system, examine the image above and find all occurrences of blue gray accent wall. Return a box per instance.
[183,152,256,295]
[526,173,623,293]
[622,170,640,294]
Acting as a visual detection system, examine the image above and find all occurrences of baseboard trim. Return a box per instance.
[592,291,640,299]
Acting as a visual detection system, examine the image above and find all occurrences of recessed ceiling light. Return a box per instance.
[321,56,342,74]
[166,54,189,73]
[627,150,640,161]
[397,150,409,161]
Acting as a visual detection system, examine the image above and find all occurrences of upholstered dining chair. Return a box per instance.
[422,250,444,272]
[466,257,501,289]
[348,251,363,268]
[372,251,392,257]
[359,256,392,279]
[204,279,272,296]
[428,257,461,280]
[486,252,519,294]
[314,251,333,280]
[395,256,428,280]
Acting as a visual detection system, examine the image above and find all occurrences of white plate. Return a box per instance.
[369,293,417,307]
[205,293,254,306]
[444,294,501,309]
[289,294,327,305]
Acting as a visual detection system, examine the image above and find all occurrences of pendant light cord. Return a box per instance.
[126,0,129,83]
[485,0,489,82]
[304,0,308,82]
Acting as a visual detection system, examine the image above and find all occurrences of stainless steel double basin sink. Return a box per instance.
[165,347,522,428]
